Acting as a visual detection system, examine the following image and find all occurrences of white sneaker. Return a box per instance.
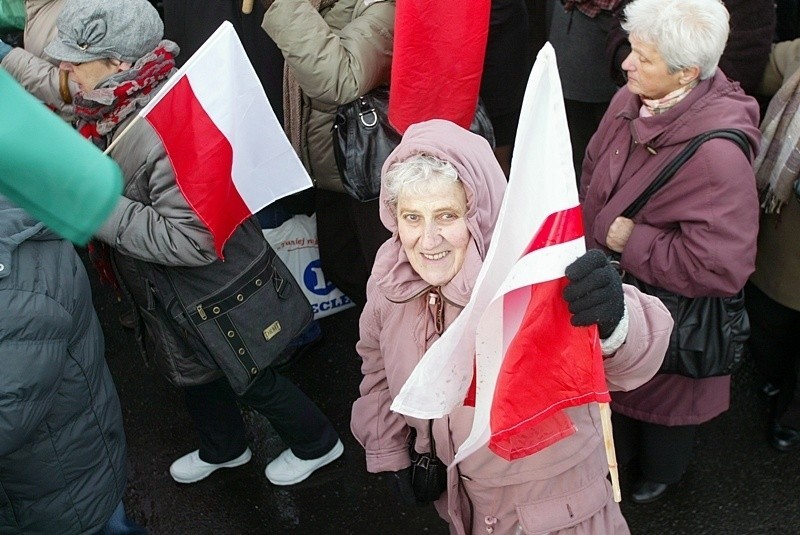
[265,440,344,486]
[170,448,252,484]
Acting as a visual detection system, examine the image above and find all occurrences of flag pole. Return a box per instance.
[242,0,254,14]
[103,115,143,156]
[598,401,621,502]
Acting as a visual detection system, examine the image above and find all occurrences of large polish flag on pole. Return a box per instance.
[390,44,611,465]
[137,22,311,258]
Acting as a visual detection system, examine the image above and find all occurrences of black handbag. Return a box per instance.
[408,420,448,503]
[616,129,751,378]
[149,218,314,394]
[332,86,496,202]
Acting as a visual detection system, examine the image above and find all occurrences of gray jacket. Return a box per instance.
[0,197,126,534]
[99,101,224,387]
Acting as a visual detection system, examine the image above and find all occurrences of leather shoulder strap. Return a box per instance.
[621,129,749,219]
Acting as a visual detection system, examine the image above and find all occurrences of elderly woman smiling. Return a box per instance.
[351,119,673,534]
[580,0,760,505]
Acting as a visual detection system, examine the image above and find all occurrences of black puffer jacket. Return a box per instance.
[0,197,127,534]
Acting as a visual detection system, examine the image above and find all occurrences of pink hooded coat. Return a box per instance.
[350,120,674,534]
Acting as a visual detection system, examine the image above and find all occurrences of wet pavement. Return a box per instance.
[88,254,800,534]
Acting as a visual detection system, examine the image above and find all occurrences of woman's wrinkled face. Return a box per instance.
[621,35,685,99]
[397,179,471,287]
[60,59,121,92]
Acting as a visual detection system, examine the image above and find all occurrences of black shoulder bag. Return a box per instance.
[332,86,496,202]
[148,218,314,394]
[618,129,751,378]
[408,420,448,503]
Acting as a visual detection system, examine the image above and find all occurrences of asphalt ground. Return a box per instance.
[87,252,800,534]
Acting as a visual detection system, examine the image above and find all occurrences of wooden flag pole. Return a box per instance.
[242,0,254,14]
[599,402,622,502]
[103,115,142,156]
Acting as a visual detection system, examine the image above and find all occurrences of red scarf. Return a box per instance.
[73,42,177,149]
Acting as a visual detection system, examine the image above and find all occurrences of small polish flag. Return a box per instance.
[139,21,312,258]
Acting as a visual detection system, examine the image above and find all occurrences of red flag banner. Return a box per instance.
[388,0,491,134]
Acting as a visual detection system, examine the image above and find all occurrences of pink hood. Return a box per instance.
[372,119,507,303]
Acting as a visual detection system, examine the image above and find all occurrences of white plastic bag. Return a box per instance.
[262,214,354,319]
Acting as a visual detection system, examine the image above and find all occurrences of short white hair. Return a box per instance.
[622,0,729,80]
[383,153,460,208]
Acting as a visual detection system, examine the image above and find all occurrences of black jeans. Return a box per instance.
[746,282,800,429]
[612,412,697,484]
[185,371,339,464]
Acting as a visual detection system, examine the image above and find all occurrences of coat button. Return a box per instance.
[615,149,619,155]
[0,264,4,271]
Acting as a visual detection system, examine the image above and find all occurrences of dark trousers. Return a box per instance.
[565,99,608,185]
[746,282,800,429]
[612,412,697,484]
[186,372,339,464]
[315,190,389,308]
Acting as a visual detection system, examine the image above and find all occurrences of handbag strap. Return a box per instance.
[427,419,437,456]
[621,129,750,219]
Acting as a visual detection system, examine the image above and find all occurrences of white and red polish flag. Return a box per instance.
[390,44,610,463]
[138,21,312,258]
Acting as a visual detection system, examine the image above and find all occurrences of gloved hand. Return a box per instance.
[387,467,417,506]
[563,249,625,339]
[0,40,12,62]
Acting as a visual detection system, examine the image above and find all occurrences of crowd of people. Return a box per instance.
[2,0,800,533]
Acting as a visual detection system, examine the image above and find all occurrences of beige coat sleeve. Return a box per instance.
[262,0,394,104]
[760,39,800,97]
[1,48,74,114]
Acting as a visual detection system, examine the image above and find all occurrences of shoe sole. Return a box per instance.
[266,440,344,486]
[630,487,669,504]
[171,448,252,484]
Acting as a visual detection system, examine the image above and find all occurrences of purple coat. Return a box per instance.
[352,120,674,534]
[580,69,761,425]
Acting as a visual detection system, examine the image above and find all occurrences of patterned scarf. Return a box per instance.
[562,0,623,19]
[282,0,337,156]
[639,80,697,117]
[753,66,800,214]
[73,40,179,150]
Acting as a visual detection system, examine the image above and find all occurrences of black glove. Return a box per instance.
[387,467,418,506]
[563,250,625,339]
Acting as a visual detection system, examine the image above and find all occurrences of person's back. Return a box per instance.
[0,196,128,533]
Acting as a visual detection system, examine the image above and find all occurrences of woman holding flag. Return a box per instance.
[351,119,673,534]
[45,0,343,488]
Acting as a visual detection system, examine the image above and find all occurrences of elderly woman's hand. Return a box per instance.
[563,250,625,339]
[606,217,635,253]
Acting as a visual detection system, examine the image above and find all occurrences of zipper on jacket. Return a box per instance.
[196,304,207,320]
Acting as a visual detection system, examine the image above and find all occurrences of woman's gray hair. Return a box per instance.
[383,153,460,208]
[622,0,729,80]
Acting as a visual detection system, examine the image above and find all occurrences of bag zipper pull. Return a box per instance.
[196,304,207,320]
